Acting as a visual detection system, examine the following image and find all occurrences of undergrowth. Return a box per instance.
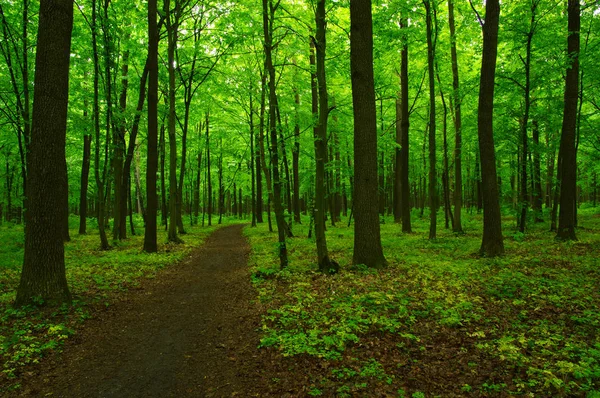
[246,206,600,396]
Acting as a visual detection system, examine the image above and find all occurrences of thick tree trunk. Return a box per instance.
[556,0,579,241]
[16,0,73,306]
[477,0,504,256]
[143,0,159,252]
[349,0,386,269]
[293,86,301,224]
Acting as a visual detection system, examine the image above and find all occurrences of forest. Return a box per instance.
[0,0,599,396]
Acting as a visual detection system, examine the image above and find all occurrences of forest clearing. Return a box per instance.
[1,0,599,396]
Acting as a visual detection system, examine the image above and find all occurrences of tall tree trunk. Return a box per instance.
[250,92,257,227]
[166,0,182,243]
[476,0,504,256]
[399,14,412,233]
[92,0,109,251]
[293,83,301,224]
[532,120,543,222]
[263,0,288,268]
[79,104,92,235]
[206,111,212,226]
[556,0,579,241]
[113,49,129,240]
[448,0,463,233]
[159,122,167,228]
[16,0,73,306]
[313,0,338,273]
[349,0,386,269]
[394,97,402,223]
[143,0,159,252]
[425,0,437,240]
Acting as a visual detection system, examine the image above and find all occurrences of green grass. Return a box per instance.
[0,214,240,389]
[246,206,600,396]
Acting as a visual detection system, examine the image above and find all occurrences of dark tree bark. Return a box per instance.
[399,14,412,233]
[313,0,338,274]
[206,111,212,226]
[92,0,109,251]
[159,122,168,228]
[349,0,386,269]
[15,0,73,306]
[448,0,463,233]
[293,81,301,224]
[79,104,92,235]
[166,0,182,244]
[255,88,264,223]
[143,0,159,253]
[556,0,579,241]
[517,1,538,233]
[263,0,288,269]
[475,0,504,256]
[425,0,437,240]
[532,120,543,222]
[394,97,402,224]
[250,92,257,227]
[113,49,129,240]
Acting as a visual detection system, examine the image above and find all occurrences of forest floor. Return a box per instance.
[0,210,599,397]
[4,224,274,397]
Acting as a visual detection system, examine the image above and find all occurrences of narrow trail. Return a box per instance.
[17,224,268,397]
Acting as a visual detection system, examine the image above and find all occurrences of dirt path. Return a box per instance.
[16,224,268,397]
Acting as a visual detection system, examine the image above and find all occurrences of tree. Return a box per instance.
[313,0,339,274]
[262,0,288,269]
[448,0,463,234]
[350,0,386,269]
[424,0,437,240]
[399,11,412,234]
[15,0,73,306]
[474,0,504,256]
[143,0,159,253]
[556,0,580,241]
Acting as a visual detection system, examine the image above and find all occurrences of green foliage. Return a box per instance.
[247,210,600,396]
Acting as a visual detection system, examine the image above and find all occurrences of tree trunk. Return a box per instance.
[425,0,437,240]
[16,0,73,306]
[79,104,92,235]
[143,0,159,252]
[532,120,543,222]
[448,0,463,233]
[206,111,212,226]
[113,49,129,240]
[159,122,168,228]
[399,14,412,233]
[313,0,338,273]
[293,83,301,224]
[556,0,579,241]
[263,0,288,269]
[166,0,182,244]
[477,0,504,256]
[349,0,386,269]
[92,0,109,251]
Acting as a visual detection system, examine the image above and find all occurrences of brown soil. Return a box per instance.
[14,224,272,397]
